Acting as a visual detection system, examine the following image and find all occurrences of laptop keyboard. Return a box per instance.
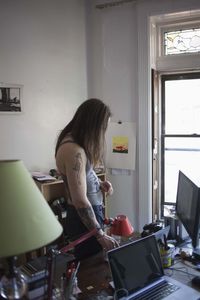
[130,281,180,300]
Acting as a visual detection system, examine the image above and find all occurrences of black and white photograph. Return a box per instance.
[0,84,23,113]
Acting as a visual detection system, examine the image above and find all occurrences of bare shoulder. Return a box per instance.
[56,142,86,173]
[57,142,86,158]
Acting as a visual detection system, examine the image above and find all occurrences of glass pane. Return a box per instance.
[165,79,200,134]
[164,28,200,55]
[164,137,200,204]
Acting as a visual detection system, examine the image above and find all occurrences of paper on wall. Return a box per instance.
[105,122,136,170]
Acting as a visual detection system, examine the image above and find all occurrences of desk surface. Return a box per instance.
[2,247,199,300]
[77,252,113,299]
[165,258,200,289]
[76,249,200,299]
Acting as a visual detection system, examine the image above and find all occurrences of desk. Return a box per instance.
[165,258,200,290]
[5,248,198,300]
[77,252,112,299]
[76,250,200,299]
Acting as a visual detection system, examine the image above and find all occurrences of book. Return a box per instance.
[20,256,48,282]
[28,277,47,290]
[20,253,76,299]
[31,172,56,182]
[28,284,47,300]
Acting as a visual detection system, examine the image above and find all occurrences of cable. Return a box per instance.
[166,266,197,280]
[181,259,200,273]
[113,288,129,300]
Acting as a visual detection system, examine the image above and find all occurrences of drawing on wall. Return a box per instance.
[112,136,128,154]
[0,84,23,113]
[106,122,136,170]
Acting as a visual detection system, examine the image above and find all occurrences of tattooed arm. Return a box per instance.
[56,142,119,251]
[56,142,102,230]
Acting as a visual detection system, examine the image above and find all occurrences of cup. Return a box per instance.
[160,244,175,268]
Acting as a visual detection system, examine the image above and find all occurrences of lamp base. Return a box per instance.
[0,274,27,300]
[0,257,27,300]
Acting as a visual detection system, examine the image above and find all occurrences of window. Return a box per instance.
[161,73,200,217]
[151,14,200,220]
[164,27,200,55]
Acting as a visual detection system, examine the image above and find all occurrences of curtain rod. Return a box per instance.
[96,0,136,9]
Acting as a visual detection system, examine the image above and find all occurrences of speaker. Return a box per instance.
[164,216,188,242]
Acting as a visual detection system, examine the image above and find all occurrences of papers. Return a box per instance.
[105,122,136,170]
[31,172,56,182]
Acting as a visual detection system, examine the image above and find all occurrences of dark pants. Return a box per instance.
[65,205,104,260]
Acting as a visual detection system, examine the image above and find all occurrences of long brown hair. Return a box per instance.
[55,99,111,166]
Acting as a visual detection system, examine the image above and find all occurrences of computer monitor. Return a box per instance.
[176,170,200,259]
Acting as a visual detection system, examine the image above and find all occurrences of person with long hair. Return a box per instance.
[55,98,119,259]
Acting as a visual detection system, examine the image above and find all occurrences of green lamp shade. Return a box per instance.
[0,160,63,258]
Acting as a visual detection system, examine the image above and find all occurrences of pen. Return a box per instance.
[60,273,66,300]
[66,262,76,279]
[163,234,169,250]
[65,262,80,299]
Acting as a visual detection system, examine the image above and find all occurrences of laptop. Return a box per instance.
[107,235,200,300]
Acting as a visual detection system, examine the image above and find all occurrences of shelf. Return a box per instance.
[34,179,66,202]
[34,173,108,216]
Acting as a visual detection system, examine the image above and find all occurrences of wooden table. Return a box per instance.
[77,252,113,299]
[76,247,200,299]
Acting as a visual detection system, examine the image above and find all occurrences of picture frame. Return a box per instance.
[0,83,23,113]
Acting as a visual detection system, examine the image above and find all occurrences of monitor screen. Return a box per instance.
[176,171,200,251]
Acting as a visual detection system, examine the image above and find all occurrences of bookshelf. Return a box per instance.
[34,179,66,202]
[34,172,108,216]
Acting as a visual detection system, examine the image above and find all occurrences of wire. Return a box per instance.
[166,266,197,280]
[182,258,199,268]
[113,288,129,300]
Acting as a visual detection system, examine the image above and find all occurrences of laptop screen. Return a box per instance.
[107,235,164,297]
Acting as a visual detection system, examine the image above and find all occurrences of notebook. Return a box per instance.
[107,235,200,300]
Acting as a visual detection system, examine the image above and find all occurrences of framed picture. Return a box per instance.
[0,83,23,113]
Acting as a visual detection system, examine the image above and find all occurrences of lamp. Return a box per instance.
[110,215,134,242]
[47,228,98,300]
[0,160,63,299]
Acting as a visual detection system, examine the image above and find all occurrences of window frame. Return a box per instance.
[150,11,200,222]
[158,19,200,57]
[160,72,200,218]
[155,18,200,72]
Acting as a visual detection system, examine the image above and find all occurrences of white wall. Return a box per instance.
[86,1,139,229]
[0,0,87,172]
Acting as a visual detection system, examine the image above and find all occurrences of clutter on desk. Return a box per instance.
[20,256,48,282]
[87,290,113,299]
[178,249,200,267]
[31,171,57,182]
[59,261,80,299]
[19,252,76,300]
[20,256,48,299]
[141,222,163,237]
[140,222,177,268]
[49,169,62,179]
[159,242,175,268]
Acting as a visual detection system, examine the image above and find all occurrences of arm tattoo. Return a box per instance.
[77,206,100,231]
[72,152,82,185]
